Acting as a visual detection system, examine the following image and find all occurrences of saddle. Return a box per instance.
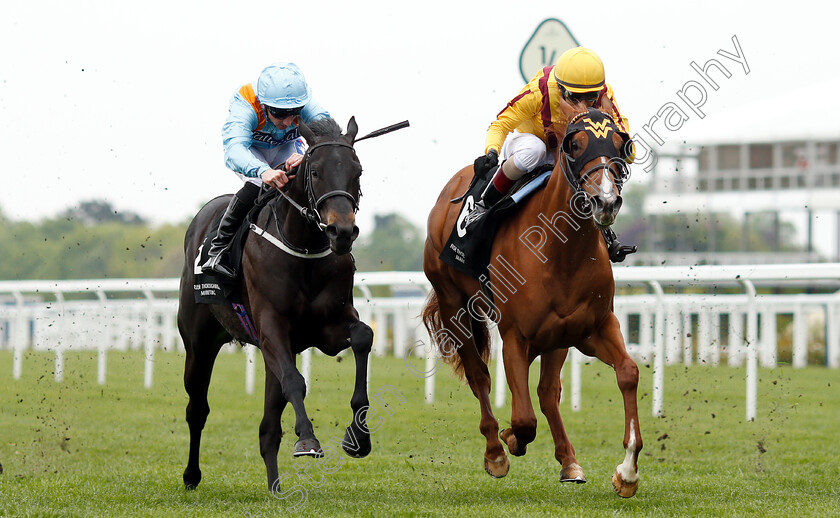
[192,189,281,305]
[438,164,553,281]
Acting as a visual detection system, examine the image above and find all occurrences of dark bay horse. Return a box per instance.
[178,117,374,492]
[422,100,643,497]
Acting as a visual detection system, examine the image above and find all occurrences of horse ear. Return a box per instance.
[617,130,634,161]
[345,116,358,144]
[298,117,316,144]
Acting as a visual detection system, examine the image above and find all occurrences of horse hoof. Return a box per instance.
[343,425,372,458]
[499,428,527,456]
[559,463,587,483]
[611,471,639,498]
[483,454,510,478]
[293,438,324,458]
[183,468,201,490]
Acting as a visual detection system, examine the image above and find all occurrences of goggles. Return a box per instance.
[563,89,600,106]
[266,105,303,119]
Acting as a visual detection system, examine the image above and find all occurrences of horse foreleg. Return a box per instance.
[536,348,586,483]
[343,320,374,458]
[499,334,536,457]
[258,320,322,458]
[583,314,642,498]
[259,368,288,492]
[612,353,642,497]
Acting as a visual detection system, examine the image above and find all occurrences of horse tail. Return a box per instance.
[421,288,491,381]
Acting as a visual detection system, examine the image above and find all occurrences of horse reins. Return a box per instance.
[254,119,409,258]
[273,140,360,232]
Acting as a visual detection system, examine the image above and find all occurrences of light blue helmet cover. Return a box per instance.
[256,62,312,109]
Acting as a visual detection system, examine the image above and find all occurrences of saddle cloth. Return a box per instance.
[438,165,552,280]
[192,210,252,305]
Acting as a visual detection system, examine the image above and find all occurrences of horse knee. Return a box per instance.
[350,322,373,352]
[616,359,639,392]
[185,401,209,429]
[511,416,537,444]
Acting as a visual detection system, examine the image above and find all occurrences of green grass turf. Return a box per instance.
[0,348,838,517]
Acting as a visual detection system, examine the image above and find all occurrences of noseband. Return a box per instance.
[277,140,360,232]
[559,109,631,196]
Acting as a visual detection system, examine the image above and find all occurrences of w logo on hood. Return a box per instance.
[583,118,613,139]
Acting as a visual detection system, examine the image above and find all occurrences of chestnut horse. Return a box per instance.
[422,101,643,497]
[178,117,373,492]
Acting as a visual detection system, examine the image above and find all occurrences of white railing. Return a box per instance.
[2,265,839,421]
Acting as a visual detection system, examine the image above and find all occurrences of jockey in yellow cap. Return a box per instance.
[471,46,636,262]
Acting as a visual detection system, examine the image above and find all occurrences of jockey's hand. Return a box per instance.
[473,148,499,177]
[284,152,304,172]
[261,168,295,190]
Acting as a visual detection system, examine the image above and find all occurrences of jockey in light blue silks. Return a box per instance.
[202,62,330,278]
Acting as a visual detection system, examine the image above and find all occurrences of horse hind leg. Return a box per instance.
[536,348,586,483]
[181,320,225,489]
[260,368,288,492]
[451,305,509,478]
[498,334,537,458]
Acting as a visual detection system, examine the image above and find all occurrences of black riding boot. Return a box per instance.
[465,177,506,227]
[201,182,260,278]
[601,227,637,263]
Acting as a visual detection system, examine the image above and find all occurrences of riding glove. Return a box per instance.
[473,149,499,177]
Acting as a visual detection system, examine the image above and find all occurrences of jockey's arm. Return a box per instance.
[485,88,541,154]
[222,95,271,178]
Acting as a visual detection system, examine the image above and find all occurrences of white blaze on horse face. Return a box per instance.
[615,418,639,482]
[600,166,615,200]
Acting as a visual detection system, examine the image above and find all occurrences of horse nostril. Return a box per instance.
[325,224,339,241]
[614,196,623,213]
[351,226,359,241]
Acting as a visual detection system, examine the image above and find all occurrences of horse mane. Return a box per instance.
[307,117,342,139]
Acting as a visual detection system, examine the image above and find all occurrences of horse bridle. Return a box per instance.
[275,140,360,232]
[559,110,631,196]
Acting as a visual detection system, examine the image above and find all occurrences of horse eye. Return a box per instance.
[310,169,319,179]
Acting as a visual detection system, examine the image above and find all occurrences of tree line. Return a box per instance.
[0,201,425,280]
[0,193,807,281]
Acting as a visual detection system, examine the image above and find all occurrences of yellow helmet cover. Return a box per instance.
[553,47,605,93]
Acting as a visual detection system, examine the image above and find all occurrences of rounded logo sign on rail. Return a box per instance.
[519,18,580,83]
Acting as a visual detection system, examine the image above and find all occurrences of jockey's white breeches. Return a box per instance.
[501,131,555,180]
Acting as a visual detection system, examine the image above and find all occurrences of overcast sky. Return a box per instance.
[2,0,839,238]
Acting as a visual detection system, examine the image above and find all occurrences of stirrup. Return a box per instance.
[201,252,236,279]
[608,241,637,263]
